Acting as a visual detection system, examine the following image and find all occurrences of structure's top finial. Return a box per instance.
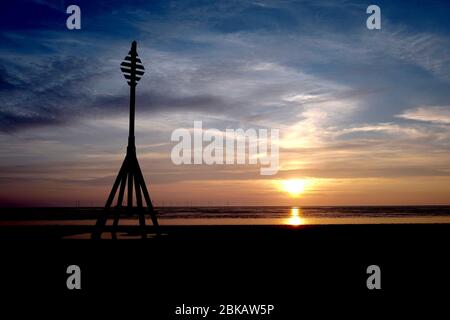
[120,41,145,86]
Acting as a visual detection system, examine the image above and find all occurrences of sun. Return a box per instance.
[279,179,310,197]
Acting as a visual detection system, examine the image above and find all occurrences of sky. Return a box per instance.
[1,0,450,206]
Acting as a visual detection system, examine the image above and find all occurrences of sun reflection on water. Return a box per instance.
[286,207,304,226]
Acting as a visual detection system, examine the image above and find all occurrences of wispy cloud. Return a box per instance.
[396,106,450,124]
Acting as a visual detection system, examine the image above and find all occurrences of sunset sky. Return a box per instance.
[1,0,450,206]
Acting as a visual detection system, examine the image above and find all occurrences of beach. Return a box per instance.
[1,207,449,317]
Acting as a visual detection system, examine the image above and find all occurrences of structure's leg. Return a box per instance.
[134,171,144,209]
[127,170,134,209]
[112,208,121,229]
[92,152,159,239]
[111,176,126,239]
[136,185,147,238]
[93,213,108,234]
[133,164,146,238]
[105,157,128,209]
[138,213,147,238]
[134,162,159,227]
[92,157,127,239]
[116,171,127,207]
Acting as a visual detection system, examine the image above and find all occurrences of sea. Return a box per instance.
[2,206,450,226]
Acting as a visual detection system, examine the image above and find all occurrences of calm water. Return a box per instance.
[2,206,450,226]
[157,206,450,225]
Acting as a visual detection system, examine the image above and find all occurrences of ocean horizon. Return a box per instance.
[2,206,450,226]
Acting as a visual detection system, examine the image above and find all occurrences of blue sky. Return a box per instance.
[1,0,450,206]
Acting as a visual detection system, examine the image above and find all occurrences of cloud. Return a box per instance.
[338,123,428,139]
[396,106,450,124]
[0,54,110,132]
[382,31,450,82]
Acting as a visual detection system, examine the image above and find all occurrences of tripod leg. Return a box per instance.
[105,157,128,209]
[116,171,127,207]
[92,157,127,239]
[127,171,134,208]
[134,163,159,227]
[134,171,143,208]
[112,212,120,236]
[138,210,147,239]
[133,166,146,238]
[111,216,119,240]
[111,174,127,239]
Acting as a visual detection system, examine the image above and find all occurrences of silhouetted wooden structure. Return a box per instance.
[92,41,158,239]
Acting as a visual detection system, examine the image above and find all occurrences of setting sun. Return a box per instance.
[279,179,310,197]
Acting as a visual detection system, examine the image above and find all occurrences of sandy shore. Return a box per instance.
[1,222,448,317]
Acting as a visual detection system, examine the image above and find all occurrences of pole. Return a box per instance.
[127,41,137,208]
[128,83,136,149]
[128,41,137,150]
